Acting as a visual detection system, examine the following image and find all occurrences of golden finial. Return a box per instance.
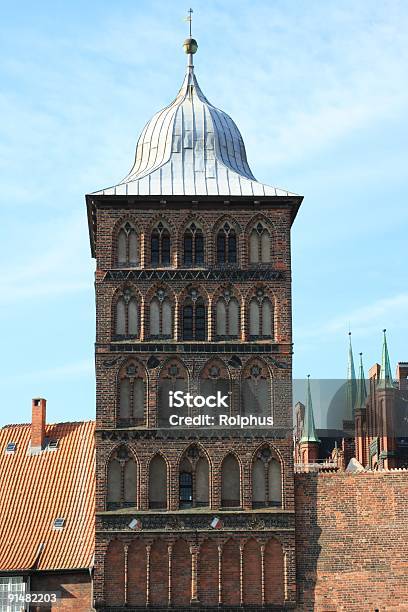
[183,8,198,57]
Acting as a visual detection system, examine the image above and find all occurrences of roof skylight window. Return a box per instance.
[53,518,65,530]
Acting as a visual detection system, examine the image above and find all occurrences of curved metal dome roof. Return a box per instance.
[92,43,296,197]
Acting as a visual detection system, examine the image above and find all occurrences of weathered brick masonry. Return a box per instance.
[295,470,408,611]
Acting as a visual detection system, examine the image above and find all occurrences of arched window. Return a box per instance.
[151,222,170,266]
[107,446,137,510]
[117,222,138,266]
[117,361,146,426]
[178,446,209,509]
[149,455,167,509]
[221,454,240,507]
[158,359,188,427]
[200,360,231,417]
[216,222,237,264]
[249,222,271,263]
[149,289,172,338]
[241,360,271,418]
[114,288,139,338]
[249,289,274,339]
[252,447,282,508]
[182,289,206,340]
[215,289,240,339]
[183,222,204,266]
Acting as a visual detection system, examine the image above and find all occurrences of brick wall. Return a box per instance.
[295,470,408,611]
[29,571,92,611]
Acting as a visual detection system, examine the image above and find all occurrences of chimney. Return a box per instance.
[31,398,46,454]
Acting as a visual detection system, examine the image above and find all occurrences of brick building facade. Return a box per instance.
[87,36,302,610]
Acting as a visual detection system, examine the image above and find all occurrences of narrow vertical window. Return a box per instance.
[118,230,127,265]
[249,299,260,337]
[114,289,139,338]
[161,229,170,265]
[117,223,138,266]
[215,290,240,339]
[216,222,237,264]
[117,361,146,426]
[128,298,138,335]
[116,298,126,336]
[249,289,274,339]
[129,230,138,264]
[151,229,160,266]
[149,290,173,338]
[249,222,271,264]
[183,223,205,266]
[107,446,137,510]
[151,223,171,266]
[184,231,193,265]
[182,290,206,340]
[217,231,226,264]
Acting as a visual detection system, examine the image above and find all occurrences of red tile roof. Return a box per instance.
[0,421,95,572]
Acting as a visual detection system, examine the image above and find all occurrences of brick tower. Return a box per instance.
[86,34,303,610]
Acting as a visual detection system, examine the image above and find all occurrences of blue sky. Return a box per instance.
[0,0,407,426]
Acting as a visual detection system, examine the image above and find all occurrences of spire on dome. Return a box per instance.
[89,25,300,198]
[355,352,367,411]
[379,329,394,389]
[183,8,198,70]
[346,332,357,418]
[300,376,320,444]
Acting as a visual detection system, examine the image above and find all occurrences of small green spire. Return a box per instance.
[355,352,367,410]
[300,375,320,443]
[378,329,394,389]
[346,332,357,418]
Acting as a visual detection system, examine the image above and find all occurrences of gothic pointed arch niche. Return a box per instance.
[117,359,147,426]
[148,286,173,339]
[157,358,189,427]
[215,219,239,265]
[115,220,139,267]
[221,453,241,508]
[106,445,138,510]
[241,358,272,418]
[150,220,171,266]
[178,444,210,508]
[249,220,272,264]
[148,454,168,510]
[248,287,275,340]
[113,286,140,339]
[214,286,240,339]
[199,358,231,418]
[183,220,205,266]
[181,287,207,340]
[251,444,282,508]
